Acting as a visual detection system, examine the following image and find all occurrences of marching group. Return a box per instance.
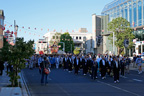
[25,53,143,85]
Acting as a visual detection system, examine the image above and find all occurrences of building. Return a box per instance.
[4,31,14,43]
[101,0,144,55]
[0,10,4,49]
[35,28,94,54]
[92,14,103,54]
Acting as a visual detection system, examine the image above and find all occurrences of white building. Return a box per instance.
[35,28,94,54]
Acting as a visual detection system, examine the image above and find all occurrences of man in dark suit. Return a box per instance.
[83,56,88,75]
[91,57,98,80]
[68,56,72,72]
[112,57,120,83]
[79,56,83,70]
[74,56,79,74]
[100,56,107,79]
[63,55,68,71]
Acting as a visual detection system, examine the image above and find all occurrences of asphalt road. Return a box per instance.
[22,68,144,96]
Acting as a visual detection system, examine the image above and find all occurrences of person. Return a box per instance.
[68,56,73,72]
[133,54,137,68]
[74,56,79,75]
[125,56,131,74]
[38,55,43,67]
[91,57,98,80]
[55,55,60,69]
[120,57,125,76]
[29,55,34,69]
[136,56,143,74]
[107,58,112,76]
[63,55,68,71]
[79,56,83,70]
[0,59,4,76]
[83,56,88,76]
[112,57,120,83]
[40,57,50,85]
[100,56,107,79]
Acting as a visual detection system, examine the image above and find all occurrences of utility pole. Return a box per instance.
[113,32,115,55]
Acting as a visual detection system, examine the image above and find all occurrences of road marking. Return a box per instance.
[56,84,71,96]
[120,76,128,79]
[97,80,141,96]
[133,79,143,82]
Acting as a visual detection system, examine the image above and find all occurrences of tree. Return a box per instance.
[73,47,80,55]
[107,17,135,55]
[59,32,74,53]
[0,37,34,87]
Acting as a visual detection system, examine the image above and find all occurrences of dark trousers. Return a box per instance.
[41,69,48,84]
[68,64,72,71]
[101,68,106,77]
[83,66,88,74]
[91,69,97,79]
[107,68,111,75]
[114,70,119,81]
[0,70,3,75]
[75,66,79,74]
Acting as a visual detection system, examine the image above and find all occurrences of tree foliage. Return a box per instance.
[107,17,135,55]
[0,37,34,87]
[59,32,74,53]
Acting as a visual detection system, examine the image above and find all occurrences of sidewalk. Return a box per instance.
[129,63,144,71]
[0,69,22,96]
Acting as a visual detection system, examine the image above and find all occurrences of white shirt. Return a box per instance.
[102,60,105,66]
[115,61,118,68]
[77,59,79,65]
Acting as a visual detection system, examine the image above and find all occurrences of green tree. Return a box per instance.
[0,37,34,87]
[108,17,135,55]
[59,32,74,53]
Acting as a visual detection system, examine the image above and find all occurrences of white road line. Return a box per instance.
[133,79,143,82]
[97,80,141,96]
[56,84,71,96]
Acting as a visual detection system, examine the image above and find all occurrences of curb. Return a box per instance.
[20,71,31,96]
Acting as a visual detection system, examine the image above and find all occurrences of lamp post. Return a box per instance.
[14,20,18,43]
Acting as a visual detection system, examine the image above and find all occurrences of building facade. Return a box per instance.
[0,10,4,49]
[101,0,144,55]
[92,14,103,54]
[35,28,94,54]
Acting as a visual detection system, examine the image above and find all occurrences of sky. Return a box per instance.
[1,0,113,42]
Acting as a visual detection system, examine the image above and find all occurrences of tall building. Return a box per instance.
[0,10,4,49]
[92,14,103,54]
[101,0,144,55]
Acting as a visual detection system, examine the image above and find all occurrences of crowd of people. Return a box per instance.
[0,53,143,85]
[24,53,143,85]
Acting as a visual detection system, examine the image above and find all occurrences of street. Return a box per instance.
[22,68,144,96]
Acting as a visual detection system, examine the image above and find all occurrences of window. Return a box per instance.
[0,19,4,26]
[79,37,81,40]
[138,1,142,26]
[53,36,55,39]
[76,36,78,40]
[56,36,58,39]
[129,5,132,27]
[133,3,137,27]
[138,45,141,54]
